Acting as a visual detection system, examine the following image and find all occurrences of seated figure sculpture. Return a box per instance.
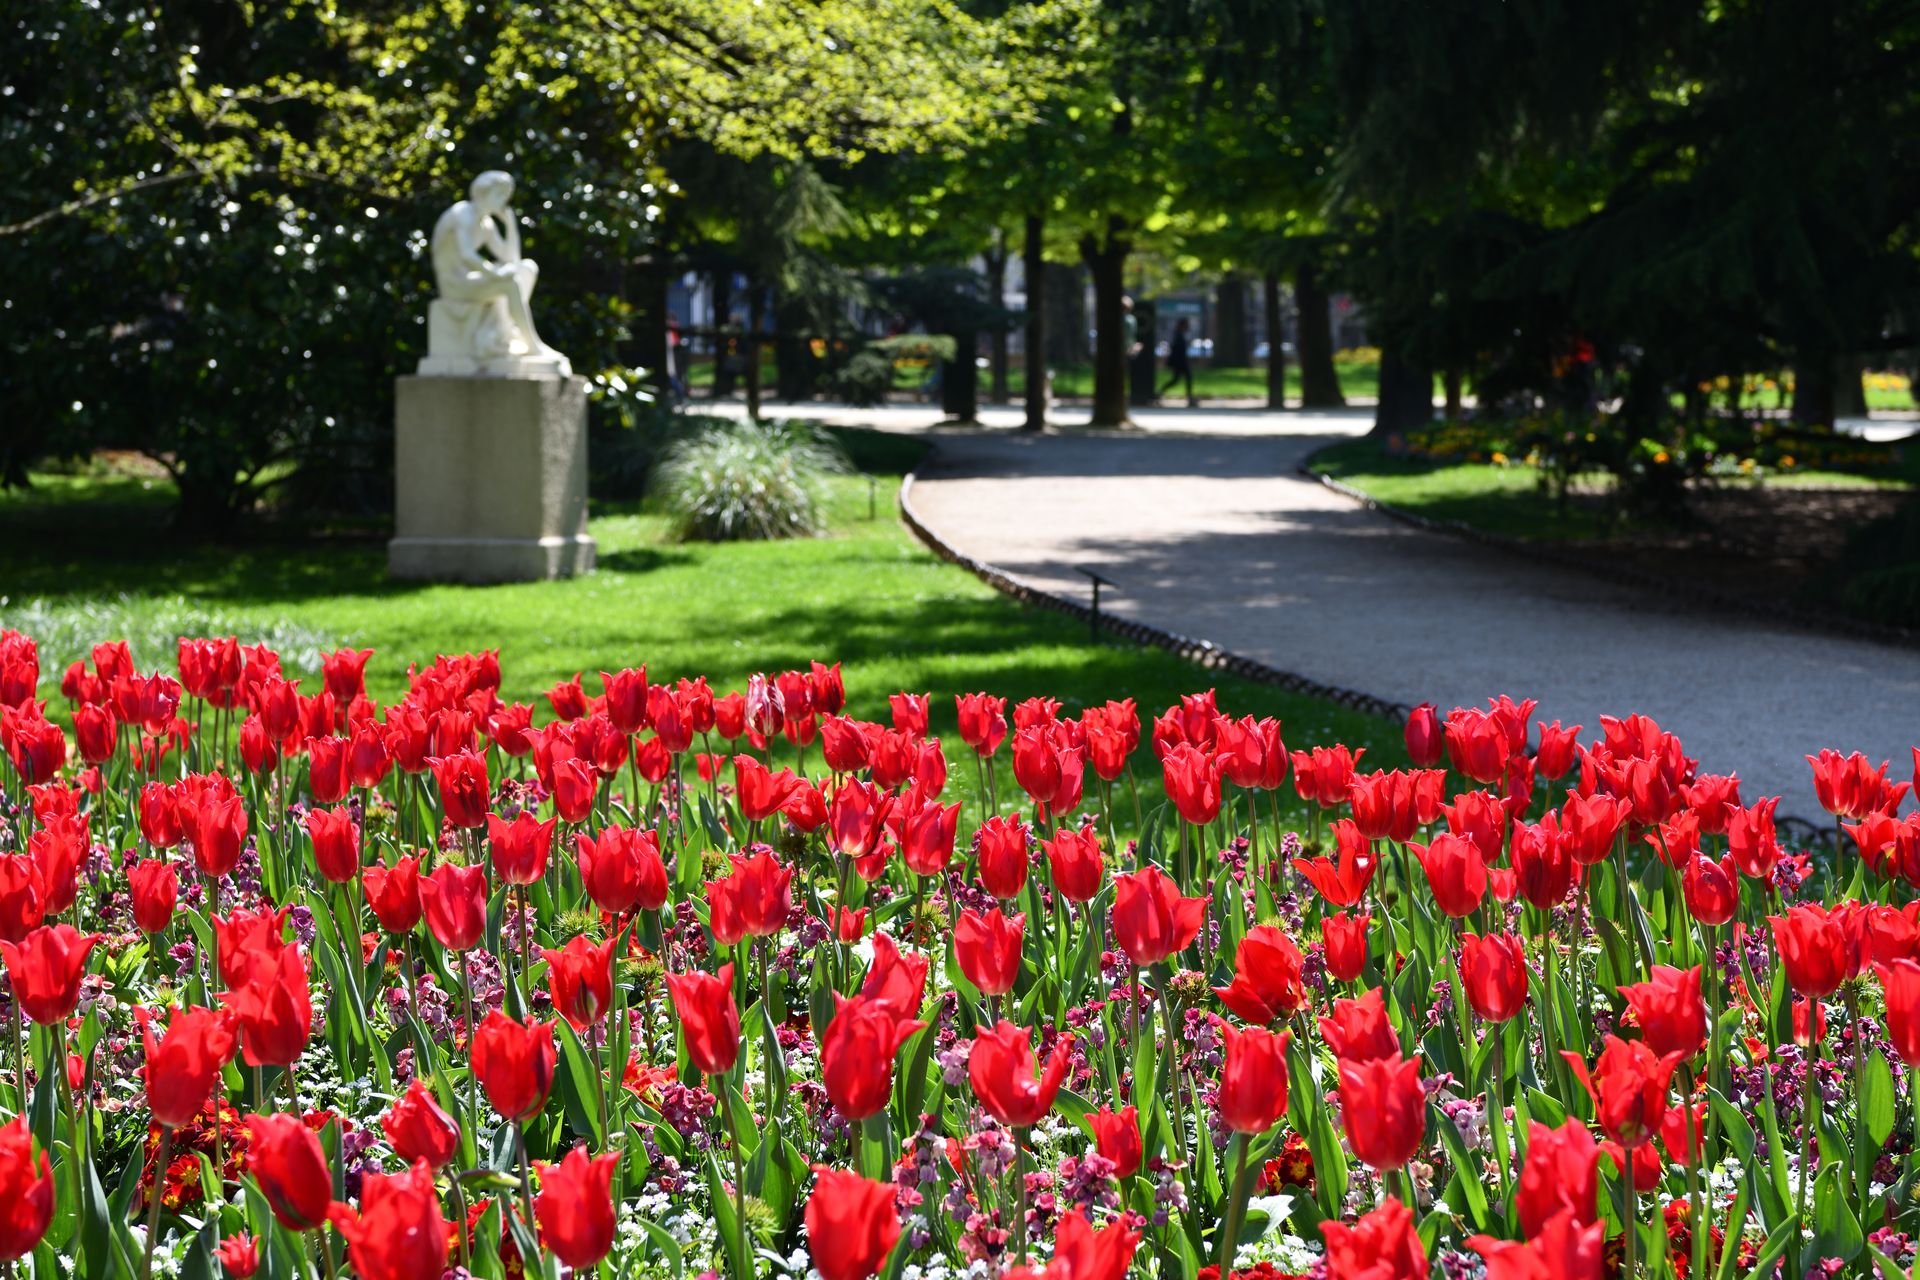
[418,171,571,377]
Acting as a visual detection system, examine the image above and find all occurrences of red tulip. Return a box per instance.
[127,859,177,934]
[1044,825,1104,902]
[1161,742,1223,825]
[0,1117,52,1262]
[1725,797,1782,880]
[859,935,928,1021]
[0,924,102,1025]
[304,806,360,884]
[575,826,668,914]
[899,795,961,876]
[1559,792,1630,867]
[1213,925,1305,1024]
[834,907,868,942]
[1320,1199,1427,1280]
[1809,749,1910,819]
[1562,1035,1682,1148]
[321,647,373,703]
[1403,702,1443,767]
[1682,773,1742,833]
[956,692,1009,758]
[1292,819,1377,907]
[1441,790,1508,864]
[975,816,1030,900]
[1319,987,1400,1063]
[805,1166,902,1280]
[1514,1118,1606,1234]
[1510,816,1574,910]
[735,755,803,823]
[889,691,930,737]
[488,811,555,887]
[1088,1104,1142,1178]
[188,792,248,878]
[211,904,290,990]
[1051,1208,1140,1280]
[327,1158,449,1280]
[0,858,42,947]
[24,815,83,917]
[1217,1023,1290,1133]
[665,964,741,1076]
[428,750,490,829]
[362,857,423,934]
[418,863,488,952]
[707,851,793,944]
[214,1233,260,1279]
[1534,720,1581,781]
[1111,865,1206,967]
[73,704,114,765]
[1458,932,1528,1023]
[535,1145,619,1268]
[954,907,1024,998]
[472,1011,557,1123]
[599,667,649,734]
[1337,1052,1426,1171]
[1322,910,1371,983]
[1412,833,1487,918]
[382,1078,459,1169]
[1471,1209,1606,1280]
[305,736,351,805]
[348,723,391,789]
[249,1111,331,1230]
[967,1020,1071,1127]
[141,1005,238,1128]
[829,779,893,864]
[542,934,617,1031]
[1619,964,1705,1060]
[821,992,925,1120]
[222,945,312,1068]
[1681,852,1739,926]
[1770,903,1849,997]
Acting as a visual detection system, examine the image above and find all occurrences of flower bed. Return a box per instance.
[0,628,1917,1279]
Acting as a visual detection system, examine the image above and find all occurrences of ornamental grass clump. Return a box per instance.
[651,418,849,542]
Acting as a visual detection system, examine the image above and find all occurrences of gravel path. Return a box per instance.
[894,415,1920,819]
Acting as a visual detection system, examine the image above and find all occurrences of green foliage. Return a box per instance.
[1832,499,1920,628]
[650,419,851,542]
[835,351,899,408]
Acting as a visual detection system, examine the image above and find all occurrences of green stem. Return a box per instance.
[1217,1132,1250,1274]
[140,1126,173,1280]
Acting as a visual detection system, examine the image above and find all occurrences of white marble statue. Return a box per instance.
[418,171,572,377]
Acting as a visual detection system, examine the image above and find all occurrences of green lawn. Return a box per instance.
[1307,436,1916,542]
[683,353,1383,404]
[0,436,1403,817]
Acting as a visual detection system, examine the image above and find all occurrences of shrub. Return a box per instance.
[650,418,849,541]
[834,350,897,407]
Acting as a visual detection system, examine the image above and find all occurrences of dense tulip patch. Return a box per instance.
[0,628,1918,1278]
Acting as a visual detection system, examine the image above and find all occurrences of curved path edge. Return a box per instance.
[1299,446,1920,652]
[898,463,1414,726]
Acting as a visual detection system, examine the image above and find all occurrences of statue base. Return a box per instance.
[388,374,596,583]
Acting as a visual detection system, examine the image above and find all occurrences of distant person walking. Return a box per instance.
[1159,317,1196,406]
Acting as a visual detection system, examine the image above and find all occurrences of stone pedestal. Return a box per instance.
[388,374,596,582]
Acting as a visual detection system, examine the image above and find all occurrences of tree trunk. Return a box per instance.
[1023,213,1047,432]
[1370,342,1433,441]
[1263,271,1286,410]
[1791,352,1837,429]
[942,328,979,423]
[630,254,672,396]
[1295,263,1344,408]
[773,293,813,402]
[710,269,736,399]
[1838,355,1869,419]
[745,285,764,421]
[1083,217,1132,428]
[986,229,1010,404]
[1214,273,1251,367]
[1044,262,1087,366]
[1443,367,1463,418]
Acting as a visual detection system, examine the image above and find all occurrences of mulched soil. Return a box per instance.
[1548,483,1913,610]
